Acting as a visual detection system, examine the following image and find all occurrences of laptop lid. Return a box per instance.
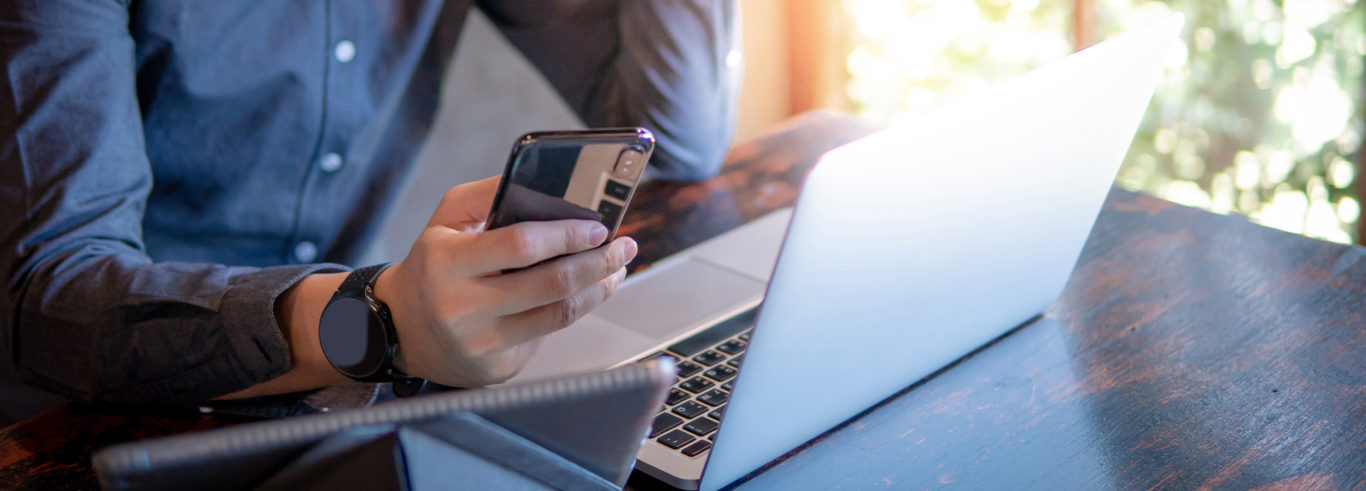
[700,15,1185,490]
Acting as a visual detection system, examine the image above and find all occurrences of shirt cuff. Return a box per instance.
[109,263,348,404]
[217,263,349,392]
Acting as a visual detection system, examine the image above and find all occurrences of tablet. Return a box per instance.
[94,359,674,490]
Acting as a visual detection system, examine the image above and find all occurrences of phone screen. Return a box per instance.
[486,130,654,238]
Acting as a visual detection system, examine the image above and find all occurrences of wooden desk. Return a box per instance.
[5,112,1366,489]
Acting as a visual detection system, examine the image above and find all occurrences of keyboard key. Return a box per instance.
[667,308,759,356]
[680,377,715,394]
[739,330,751,341]
[676,361,703,378]
[704,365,737,382]
[657,429,696,449]
[684,417,719,436]
[716,339,746,355]
[698,389,729,407]
[693,350,726,366]
[727,356,742,368]
[665,388,689,406]
[651,413,684,437]
[708,408,724,421]
[681,440,712,457]
[721,380,734,391]
[672,401,708,419]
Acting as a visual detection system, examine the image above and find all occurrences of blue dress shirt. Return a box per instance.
[0,0,739,424]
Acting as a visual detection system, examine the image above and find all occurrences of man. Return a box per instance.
[0,0,740,425]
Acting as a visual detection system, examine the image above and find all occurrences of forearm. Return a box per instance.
[6,246,346,404]
[488,0,743,180]
[1,0,352,405]
[608,0,742,180]
[218,272,349,400]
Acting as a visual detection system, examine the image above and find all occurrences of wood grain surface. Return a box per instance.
[731,188,1366,490]
[5,112,1365,490]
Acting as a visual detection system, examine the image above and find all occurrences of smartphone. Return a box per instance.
[485,128,655,240]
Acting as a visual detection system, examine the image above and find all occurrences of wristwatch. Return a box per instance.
[318,263,426,397]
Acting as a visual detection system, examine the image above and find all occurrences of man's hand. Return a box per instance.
[371,176,635,387]
[222,176,634,400]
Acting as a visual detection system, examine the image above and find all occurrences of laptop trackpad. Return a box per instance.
[509,315,656,382]
[594,257,767,339]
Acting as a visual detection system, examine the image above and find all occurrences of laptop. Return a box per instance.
[503,14,1185,490]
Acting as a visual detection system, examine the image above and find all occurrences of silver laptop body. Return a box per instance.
[503,15,1185,490]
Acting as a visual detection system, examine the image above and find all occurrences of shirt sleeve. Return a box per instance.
[479,0,743,181]
[0,0,340,405]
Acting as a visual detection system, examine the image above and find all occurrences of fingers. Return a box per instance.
[460,220,612,275]
[484,237,636,313]
[495,267,628,347]
[428,176,502,229]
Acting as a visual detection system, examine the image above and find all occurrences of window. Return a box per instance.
[836,0,1365,242]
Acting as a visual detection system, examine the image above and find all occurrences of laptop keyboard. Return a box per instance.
[644,307,758,458]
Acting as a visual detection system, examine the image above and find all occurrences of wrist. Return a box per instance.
[284,272,352,385]
[218,271,349,400]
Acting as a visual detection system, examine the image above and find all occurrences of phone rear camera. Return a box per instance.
[614,149,646,180]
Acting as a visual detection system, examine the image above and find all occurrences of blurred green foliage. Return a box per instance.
[1107,0,1364,243]
[844,0,1365,243]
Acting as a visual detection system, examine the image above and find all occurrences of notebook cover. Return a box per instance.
[93,359,674,490]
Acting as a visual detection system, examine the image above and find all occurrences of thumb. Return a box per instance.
[428,176,502,229]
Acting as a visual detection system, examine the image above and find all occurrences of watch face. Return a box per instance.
[319,296,388,378]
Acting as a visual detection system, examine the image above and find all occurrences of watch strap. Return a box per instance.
[330,262,427,397]
[337,262,392,296]
[392,377,427,398]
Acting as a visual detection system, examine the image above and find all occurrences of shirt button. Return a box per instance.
[294,241,318,263]
[334,40,356,63]
[319,153,343,173]
[726,48,743,69]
